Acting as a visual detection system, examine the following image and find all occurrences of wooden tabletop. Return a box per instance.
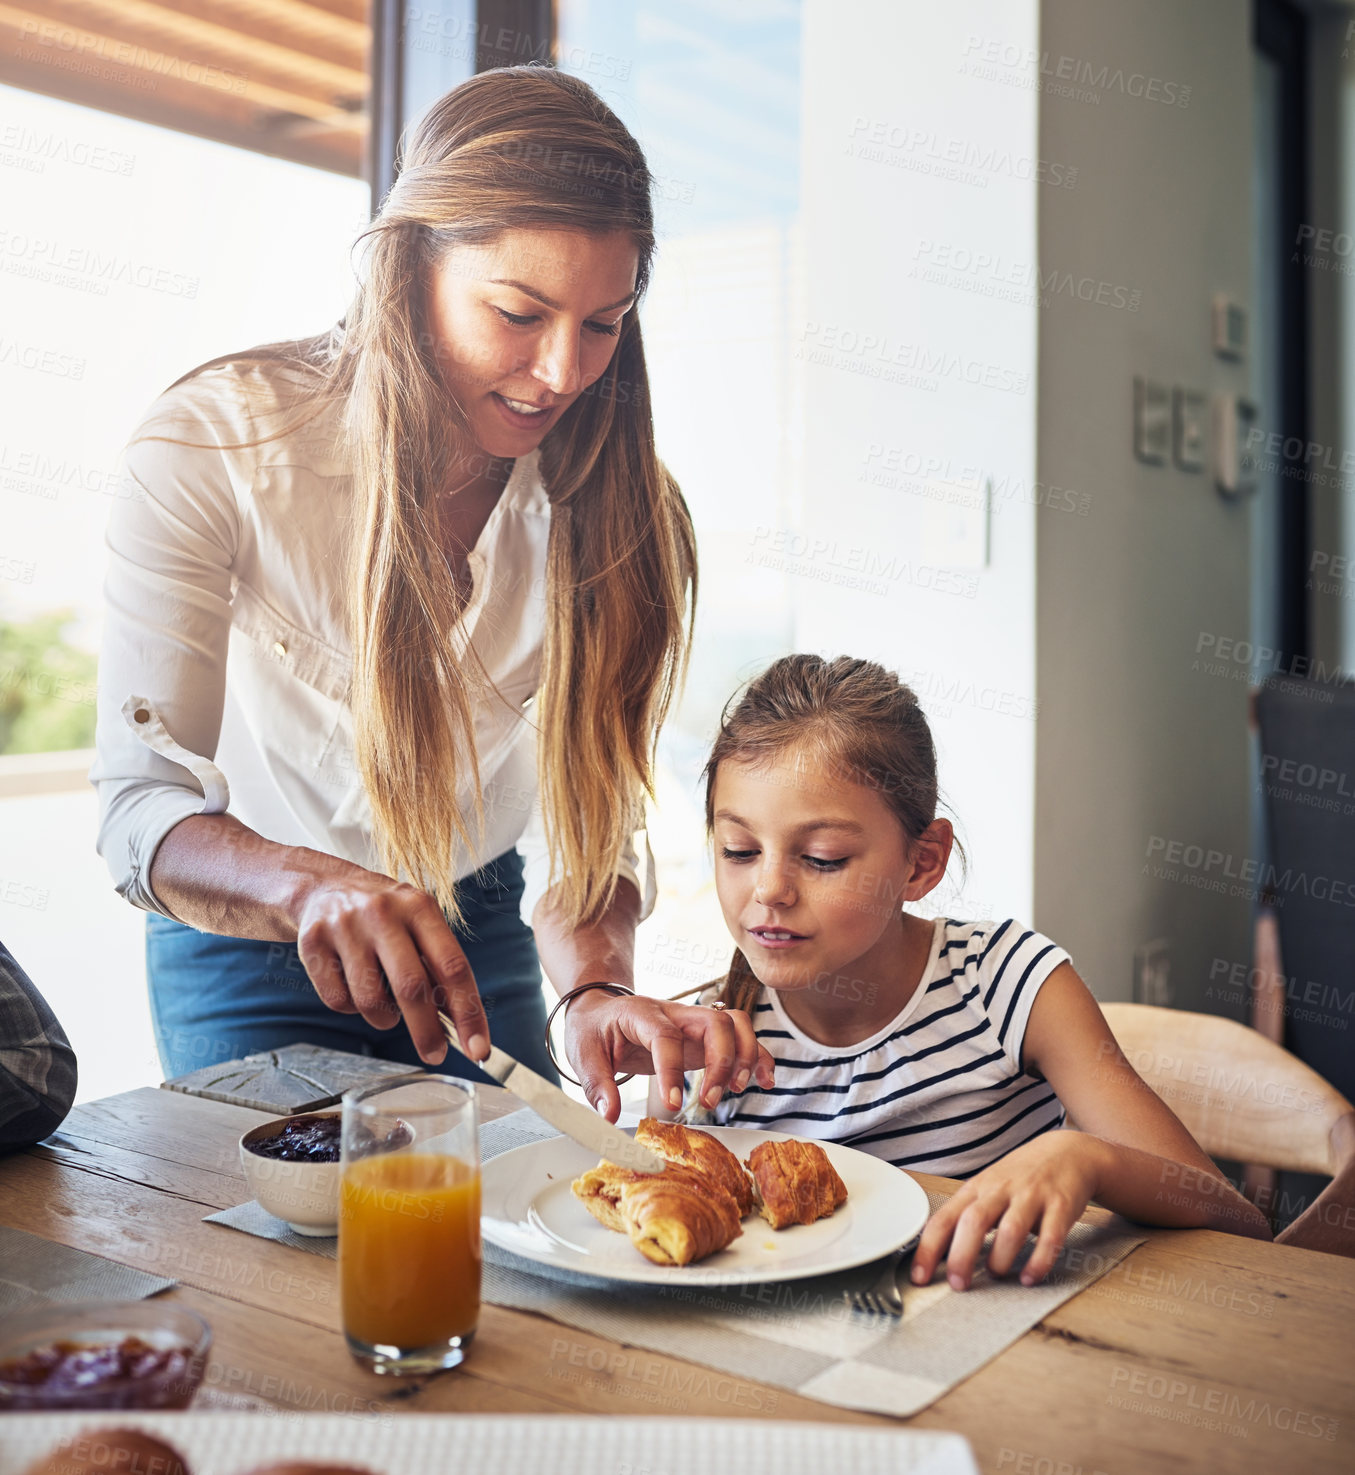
[4,1086,1353,1474]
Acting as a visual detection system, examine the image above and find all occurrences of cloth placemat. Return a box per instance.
[0,1226,176,1316]
[204,1199,339,1255]
[205,1108,1144,1419]
[0,1412,979,1475]
[477,1111,1145,1417]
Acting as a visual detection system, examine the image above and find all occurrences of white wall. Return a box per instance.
[0,790,158,1104]
[797,0,1042,925]
[1035,0,1255,1008]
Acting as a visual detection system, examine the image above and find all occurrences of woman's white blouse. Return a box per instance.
[90,359,654,929]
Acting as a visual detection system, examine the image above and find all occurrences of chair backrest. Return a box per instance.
[1254,675,1355,1104]
[1101,1002,1353,1175]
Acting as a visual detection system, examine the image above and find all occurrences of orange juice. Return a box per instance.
[339,1153,481,1349]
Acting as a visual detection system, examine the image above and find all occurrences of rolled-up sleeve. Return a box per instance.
[0,940,77,1150]
[89,377,242,916]
[516,792,657,931]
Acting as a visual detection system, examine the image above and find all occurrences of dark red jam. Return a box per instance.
[0,1335,199,1409]
[245,1112,411,1163]
[247,1113,344,1162]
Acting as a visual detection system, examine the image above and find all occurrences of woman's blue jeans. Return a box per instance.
[146,848,558,1086]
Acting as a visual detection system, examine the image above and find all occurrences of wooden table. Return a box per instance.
[4,1087,1352,1474]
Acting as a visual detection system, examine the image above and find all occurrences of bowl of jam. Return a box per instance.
[0,1300,210,1411]
[240,1112,412,1235]
[240,1112,345,1236]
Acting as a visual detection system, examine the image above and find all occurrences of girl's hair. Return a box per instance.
[153,65,696,926]
[699,653,955,1012]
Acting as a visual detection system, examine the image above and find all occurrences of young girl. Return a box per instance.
[605,653,1269,1289]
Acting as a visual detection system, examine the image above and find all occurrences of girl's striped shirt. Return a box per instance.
[707,918,1071,1179]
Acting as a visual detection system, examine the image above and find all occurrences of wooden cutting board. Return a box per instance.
[161,1043,427,1112]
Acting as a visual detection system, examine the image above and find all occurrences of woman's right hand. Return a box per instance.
[147,815,489,1067]
[563,990,775,1122]
[292,870,490,1068]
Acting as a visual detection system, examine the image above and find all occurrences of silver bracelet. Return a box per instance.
[543,981,635,1087]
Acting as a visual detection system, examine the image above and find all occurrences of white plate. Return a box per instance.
[481,1126,930,1288]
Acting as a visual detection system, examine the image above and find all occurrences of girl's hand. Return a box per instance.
[564,991,775,1122]
[910,1131,1109,1291]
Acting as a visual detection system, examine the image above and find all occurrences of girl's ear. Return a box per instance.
[901,818,954,902]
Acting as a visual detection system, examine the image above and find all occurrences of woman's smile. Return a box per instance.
[490,391,557,429]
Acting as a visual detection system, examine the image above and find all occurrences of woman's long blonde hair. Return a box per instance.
[162,66,695,926]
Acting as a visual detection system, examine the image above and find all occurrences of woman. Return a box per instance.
[92,65,768,1103]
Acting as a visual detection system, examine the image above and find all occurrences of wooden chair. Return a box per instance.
[1100,1002,1355,1258]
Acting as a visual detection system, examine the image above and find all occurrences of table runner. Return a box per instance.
[0,1226,175,1316]
[0,1412,979,1475]
[207,1107,1145,1418]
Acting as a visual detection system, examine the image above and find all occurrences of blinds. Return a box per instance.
[0,0,369,175]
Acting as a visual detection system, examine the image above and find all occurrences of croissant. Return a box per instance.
[635,1117,755,1217]
[24,1430,190,1475]
[572,1161,641,1235]
[572,1161,743,1266]
[746,1139,848,1229]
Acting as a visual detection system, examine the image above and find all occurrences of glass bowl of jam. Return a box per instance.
[0,1300,211,1411]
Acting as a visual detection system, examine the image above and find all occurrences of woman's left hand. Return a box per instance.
[910,1131,1109,1291]
[563,989,774,1122]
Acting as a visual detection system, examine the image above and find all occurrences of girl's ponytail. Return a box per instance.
[663,948,759,1012]
[715,949,762,1014]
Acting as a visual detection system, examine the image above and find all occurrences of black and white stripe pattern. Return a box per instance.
[713,919,1069,1178]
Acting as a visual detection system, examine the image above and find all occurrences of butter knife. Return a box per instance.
[437,1014,665,1174]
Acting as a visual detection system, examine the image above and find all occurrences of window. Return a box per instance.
[556,1,804,996]
[0,77,366,1101]
[0,1,370,175]
[0,82,367,749]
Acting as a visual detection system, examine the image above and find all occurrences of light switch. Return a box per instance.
[1134,377,1170,464]
[1173,388,1207,472]
[1213,294,1247,361]
[1214,395,1258,498]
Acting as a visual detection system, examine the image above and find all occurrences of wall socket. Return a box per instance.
[1132,938,1172,1007]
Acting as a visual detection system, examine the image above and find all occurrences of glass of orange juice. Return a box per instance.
[338,1077,480,1375]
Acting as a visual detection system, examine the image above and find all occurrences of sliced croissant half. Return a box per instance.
[635,1116,756,1218]
[571,1159,743,1266]
[745,1139,848,1229]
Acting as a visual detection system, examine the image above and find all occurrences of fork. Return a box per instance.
[845,1241,919,1318]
